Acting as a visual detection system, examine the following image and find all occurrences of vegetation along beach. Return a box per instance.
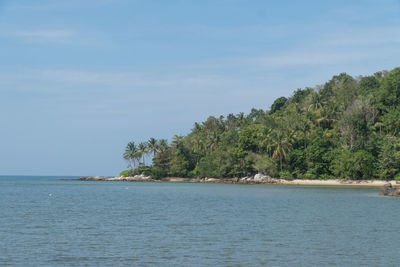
[117,67,400,187]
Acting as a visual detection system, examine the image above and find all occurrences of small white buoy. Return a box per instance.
[125,187,129,190]
[48,194,52,197]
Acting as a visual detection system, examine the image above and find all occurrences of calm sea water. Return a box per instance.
[1,176,400,266]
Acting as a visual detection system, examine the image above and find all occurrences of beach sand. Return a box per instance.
[78,175,396,187]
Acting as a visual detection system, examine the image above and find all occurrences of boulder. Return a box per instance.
[254,173,272,182]
[384,182,392,188]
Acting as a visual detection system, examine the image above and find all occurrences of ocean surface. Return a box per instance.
[1,176,400,266]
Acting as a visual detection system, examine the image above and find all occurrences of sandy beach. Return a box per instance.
[77,175,396,188]
[278,179,395,187]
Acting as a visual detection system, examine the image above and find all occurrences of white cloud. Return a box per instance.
[11,30,75,44]
[257,52,368,68]
[314,27,400,47]
[0,68,254,98]
[4,0,129,11]
[251,25,400,69]
[2,28,109,46]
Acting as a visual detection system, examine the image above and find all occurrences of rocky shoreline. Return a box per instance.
[379,182,400,197]
[76,173,397,188]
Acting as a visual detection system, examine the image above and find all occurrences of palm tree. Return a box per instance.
[312,99,336,128]
[206,131,221,154]
[295,118,311,149]
[147,137,158,158]
[191,137,204,165]
[172,135,186,155]
[172,135,183,147]
[237,112,246,127]
[123,141,140,169]
[138,142,148,165]
[261,127,273,156]
[157,139,169,153]
[308,92,324,112]
[270,129,293,172]
[191,136,204,154]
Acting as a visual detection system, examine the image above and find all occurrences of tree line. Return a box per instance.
[122,67,400,180]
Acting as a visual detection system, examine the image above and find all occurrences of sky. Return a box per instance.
[1,0,399,176]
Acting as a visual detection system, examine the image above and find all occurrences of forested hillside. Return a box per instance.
[123,67,400,180]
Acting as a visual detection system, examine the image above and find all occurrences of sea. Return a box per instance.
[1,175,400,266]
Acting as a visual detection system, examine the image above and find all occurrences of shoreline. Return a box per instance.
[75,175,397,188]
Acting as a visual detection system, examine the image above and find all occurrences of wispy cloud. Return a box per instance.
[251,24,400,70]
[314,27,400,47]
[3,28,109,46]
[0,68,250,97]
[11,30,75,44]
[4,0,128,11]
[257,52,368,68]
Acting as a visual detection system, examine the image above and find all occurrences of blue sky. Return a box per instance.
[1,0,399,176]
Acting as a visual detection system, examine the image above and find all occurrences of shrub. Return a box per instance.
[251,153,278,177]
[319,174,334,180]
[133,166,152,176]
[279,171,292,179]
[304,170,317,179]
[120,169,133,177]
[151,167,167,179]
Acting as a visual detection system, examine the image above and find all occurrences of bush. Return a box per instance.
[394,173,400,181]
[251,153,278,177]
[133,166,152,176]
[319,174,334,180]
[151,167,167,179]
[304,170,317,179]
[192,155,225,178]
[120,169,133,177]
[279,171,292,179]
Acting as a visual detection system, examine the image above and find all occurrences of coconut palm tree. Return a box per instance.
[172,135,183,147]
[138,142,148,165]
[270,129,293,171]
[261,126,273,156]
[157,139,169,153]
[147,137,158,158]
[123,141,140,169]
[172,135,187,156]
[207,131,221,153]
[308,92,324,112]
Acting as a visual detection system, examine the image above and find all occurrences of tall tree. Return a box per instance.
[138,142,148,165]
[270,129,293,171]
[147,137,158,158]
[123,141,140,169]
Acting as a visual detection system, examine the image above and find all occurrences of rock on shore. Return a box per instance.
[77,173,395,187]
[79,174,152,182]
[379,182,400,197]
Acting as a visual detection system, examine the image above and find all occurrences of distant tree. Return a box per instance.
[377,136,400,179]
[123,141,140,169]
[359,76,380,95]
[308,92,324,112]
[270,97,287,114]
[138,142,148,165]
[291,88,312,104]
[381,106,400,136]
[147,137,158,158]
[376,67,400,110]
[270,129,293,171]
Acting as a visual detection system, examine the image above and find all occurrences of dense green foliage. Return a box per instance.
[119,169,134,177]
[123,67,400,180]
